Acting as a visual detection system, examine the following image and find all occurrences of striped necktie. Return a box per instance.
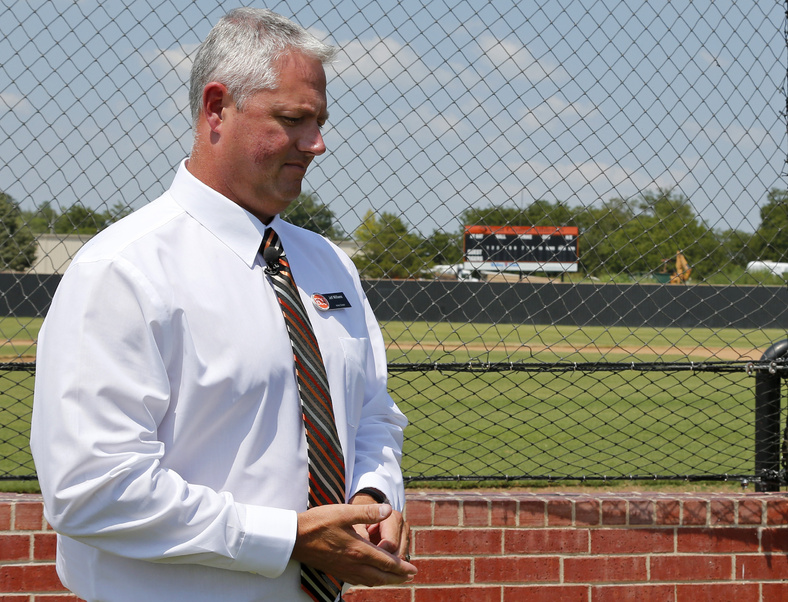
[261,228,346,602]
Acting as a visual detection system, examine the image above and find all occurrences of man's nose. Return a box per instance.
[300,125,326,156]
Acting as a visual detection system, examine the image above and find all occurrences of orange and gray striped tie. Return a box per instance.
[261,228,345,602]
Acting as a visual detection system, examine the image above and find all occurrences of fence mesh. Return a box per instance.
[0,0,787,485]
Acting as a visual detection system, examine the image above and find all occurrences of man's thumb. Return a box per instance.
[357,503,392,525]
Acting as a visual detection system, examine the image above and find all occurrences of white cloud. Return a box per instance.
[477,34,570,85]
[0,92,33,116]
[144,44,197,80]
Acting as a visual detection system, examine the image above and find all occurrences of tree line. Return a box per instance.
[347,187,788,282]
[1,187,786,282]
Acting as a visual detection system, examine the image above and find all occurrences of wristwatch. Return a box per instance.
[355,487,389,504]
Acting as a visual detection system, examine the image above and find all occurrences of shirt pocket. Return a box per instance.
[339,337,368,429]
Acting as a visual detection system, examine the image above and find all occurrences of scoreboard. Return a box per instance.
[463,225,579,274]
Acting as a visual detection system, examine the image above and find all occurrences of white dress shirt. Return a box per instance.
[30,160,407,602]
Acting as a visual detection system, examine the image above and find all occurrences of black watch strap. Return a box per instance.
[355,487,389,504]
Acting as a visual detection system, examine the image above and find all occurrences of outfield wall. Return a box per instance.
[363,280,788,329]
[3,273,787,329]
[4,491,788,601]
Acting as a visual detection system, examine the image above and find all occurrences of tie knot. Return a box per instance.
[262,228,285,275]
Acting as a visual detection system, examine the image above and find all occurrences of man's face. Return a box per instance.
[218,52,328,223]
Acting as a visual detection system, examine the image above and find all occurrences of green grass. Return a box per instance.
[381,321,768,485]
[393,369,754,482]
[381,321,784,363]
[0,319,773,491]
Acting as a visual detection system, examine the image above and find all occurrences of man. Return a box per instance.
[30,7,416,601]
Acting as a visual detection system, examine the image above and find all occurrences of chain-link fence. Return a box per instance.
[1,0,787,486]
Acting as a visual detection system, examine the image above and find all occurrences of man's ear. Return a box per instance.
[202,82,230,133]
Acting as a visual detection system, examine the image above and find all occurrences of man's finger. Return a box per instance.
[342,503,392,527]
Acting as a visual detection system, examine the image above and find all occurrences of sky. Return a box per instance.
[0,0,785,238]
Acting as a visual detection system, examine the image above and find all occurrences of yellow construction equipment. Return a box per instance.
[669,251,691,284]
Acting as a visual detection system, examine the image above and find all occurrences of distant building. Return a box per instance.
[746,260,788,277]
[27,234,93,275]
[27,234,360,276]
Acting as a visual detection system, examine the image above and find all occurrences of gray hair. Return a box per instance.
[189,7,337,125]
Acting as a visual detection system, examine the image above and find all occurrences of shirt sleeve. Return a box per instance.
[30,258,296,578]
[347,271,409,511]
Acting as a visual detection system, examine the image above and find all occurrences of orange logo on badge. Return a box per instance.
[312,293,330,311]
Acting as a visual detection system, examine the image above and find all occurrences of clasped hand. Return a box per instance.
[292,502,417,587]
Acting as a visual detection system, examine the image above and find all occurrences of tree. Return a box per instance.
[281,191,343,239]
[22,201,58,233]
[352,210,431,278]
[54,203,109,234]
[422,230,463,265]
[460,200,576,229]
[0,191,36,271]
[751,188,788,261]
[570,189,725,279]
[573,197,635,277]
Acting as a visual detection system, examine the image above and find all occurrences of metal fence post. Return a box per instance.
[755,339,788,492]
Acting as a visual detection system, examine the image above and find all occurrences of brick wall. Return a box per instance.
[2,491,787,601]
[347,490,788,602]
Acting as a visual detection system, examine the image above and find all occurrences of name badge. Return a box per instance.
[312,292,352,311]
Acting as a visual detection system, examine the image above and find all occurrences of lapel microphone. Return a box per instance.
[263,246,282,275]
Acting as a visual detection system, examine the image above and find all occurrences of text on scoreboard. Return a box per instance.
[463,225,579,273]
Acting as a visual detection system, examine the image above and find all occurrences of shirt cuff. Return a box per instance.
[352,476,403,511]
[231,503,298,578]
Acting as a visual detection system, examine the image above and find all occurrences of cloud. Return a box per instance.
[330,35,431,89]
[0,92,33,116]
[144,44,197,80]
[476,34,570,85]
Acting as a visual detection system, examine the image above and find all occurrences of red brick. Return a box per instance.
[504,585,587,602]
[575,500,600,526]
[0,535,30,561]
[601,499,627,525]
[32,597,83,602]
[411,558,471,584]
[737,499,762,525]
[564,556,647,583]
[675,583,759,601]
[519,500,546,527]
[415,586,500,602]
[655,500,680,525]
[463,500,489,526]
[415,529,501,556]
[14,503,44,531]
[405,499,432,526]
[650,555,731,582]
[33,533,58,561]
[345,587,410,602]
[546,500,572,526]
[592,584,675,602]
[0,565,65,592]
[682,500,707,526]
[0,596,30,601]
[735,553,788,580]
[676,527,759,553]
[709,499,735,526]
[475,556,559,583]
[433,500,460,526]
[0,504,13,530]
[761,526,788,552]
[505,528,587,554]
[762,582,788,600]
[766,499,788,525]
[591,528,673,555]
[629,501,653,525]
[491,499,517,526]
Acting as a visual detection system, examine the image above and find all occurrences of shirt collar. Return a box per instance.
[167,159,274,268]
